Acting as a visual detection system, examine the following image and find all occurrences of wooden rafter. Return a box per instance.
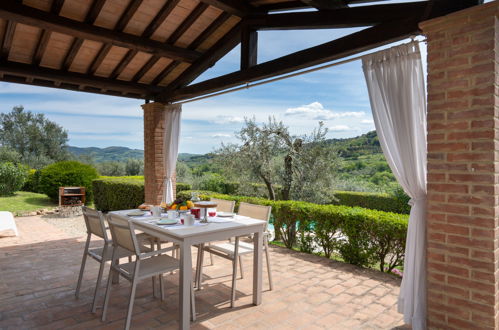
[241,27,257,70]
[0,60,161,96]
[62,0,107,71]
[133,2,209,82]
[198,0,256,17]
[142,0,180,39]
[245,2,428,30]
[151,12,232,85]
[0,2,201,63]
[259,1,307,12]
[88,0,143,75]
[158,23,242,98]
[0,21,16,59]
[33,0,65,66]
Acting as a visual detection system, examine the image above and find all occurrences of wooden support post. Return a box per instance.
[241,27,258,70]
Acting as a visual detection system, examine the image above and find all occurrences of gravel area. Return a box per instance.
[42,214,87,237]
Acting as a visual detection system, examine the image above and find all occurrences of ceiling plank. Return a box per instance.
[87,0,143,75]
[198,0,256,17]
[133,2,209,82]
[62,0,106,71]
[0,21,16,59]
[110,49,137,79]
[300,0,347,10]
[0,60,161,96]
[158,18,420,102]
[245,2,428,30]
[0,2,201,63]
[142,0,180,39]
[33,0,65,66]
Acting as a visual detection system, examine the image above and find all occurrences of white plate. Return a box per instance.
[217,212,235,218]
[156,218,178,225]
[126,210,147,216]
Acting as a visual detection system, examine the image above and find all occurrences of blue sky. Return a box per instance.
[0,2,435,154]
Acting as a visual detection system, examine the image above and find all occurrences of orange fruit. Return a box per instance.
[179,205,188,210]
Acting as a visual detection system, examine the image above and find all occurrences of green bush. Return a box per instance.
[39,161,99,202]
[93,177,144,212]
[332,190,410,214]
[176,182,192,192]
[0,162,28,196]
[179,190,408,272]
[22,169,42,193]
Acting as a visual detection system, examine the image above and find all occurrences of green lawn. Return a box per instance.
[0,191,57,215]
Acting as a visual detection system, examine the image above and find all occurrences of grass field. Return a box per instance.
[0,191,57,215]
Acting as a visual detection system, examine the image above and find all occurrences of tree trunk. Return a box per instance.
[260,175,275,201]
[282,154,293,200]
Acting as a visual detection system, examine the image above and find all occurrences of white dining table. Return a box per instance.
[112,210,266,330]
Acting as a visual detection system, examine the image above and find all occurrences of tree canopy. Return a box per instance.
[0,106,70,168]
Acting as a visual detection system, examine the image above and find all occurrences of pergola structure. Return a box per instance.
[1,0,498,329]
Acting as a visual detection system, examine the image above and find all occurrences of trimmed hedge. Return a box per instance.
[178,190,408,272]
[22,169,42,193]
[93,177,144,212]
[93,177,192,212]
[0,162,28,196]
[332,190,410,214]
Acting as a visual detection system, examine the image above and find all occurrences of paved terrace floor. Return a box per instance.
[0,216,406,329]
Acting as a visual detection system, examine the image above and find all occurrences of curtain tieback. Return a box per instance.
[408,196,426,207]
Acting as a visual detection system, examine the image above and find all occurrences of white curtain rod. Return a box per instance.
[176,38,426,105]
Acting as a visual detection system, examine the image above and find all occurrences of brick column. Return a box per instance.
[422,2,498,329]
[142,102,176,205]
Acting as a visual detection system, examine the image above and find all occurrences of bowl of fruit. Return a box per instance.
[168,197,194,213]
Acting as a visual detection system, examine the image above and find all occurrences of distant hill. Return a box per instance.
[68,146,208,164]
[328,131,382,159]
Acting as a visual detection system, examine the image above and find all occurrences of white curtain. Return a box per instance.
[162,104,182,204]
[362,42,427,330]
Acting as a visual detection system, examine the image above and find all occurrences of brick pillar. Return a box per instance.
[422,2,498,329]
[142,102,177,205]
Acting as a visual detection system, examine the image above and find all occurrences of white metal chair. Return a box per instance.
[76,207,153,313]
[0,211,18,236]
[102,213,195,330]
[196,202,273,307]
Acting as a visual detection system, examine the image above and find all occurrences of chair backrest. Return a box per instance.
[82,206,109,242]
[211,198,236,213]
[107,213,140,255]
[238,202,272,225]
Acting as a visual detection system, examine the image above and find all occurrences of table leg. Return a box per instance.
[180,241,192,330]
[253,229,263,305]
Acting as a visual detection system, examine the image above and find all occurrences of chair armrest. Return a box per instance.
[138,246,177,260]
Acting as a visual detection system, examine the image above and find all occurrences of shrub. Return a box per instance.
[332,190,410,214]
[176,182,192,192]
[93,177,144,212]
[22,169,42,193]
[179,190,408,272]
[39,161,99,202]
[0,162,28,196]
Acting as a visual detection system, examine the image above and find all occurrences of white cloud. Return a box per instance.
[211,133,232,138]
[210,115,245,124]
[285,102,364,120]
[329,125,353,132]
[361,119,374,124]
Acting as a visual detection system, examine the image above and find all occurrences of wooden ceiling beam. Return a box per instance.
[157,23,242,98]
[0,2,201,63]
[198,0,257,17]
[88,0,143,75]
[258,1,308,12]
[1,21,16,59]
[240,27,257,70]
[142,0,180,39]
[158,18,420,102]
[0,60,161,96]
[33,0,65,66]
[133,2,209,83]
[62,0,106,71]
[245,2,428,30]
[151,12,231,85]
